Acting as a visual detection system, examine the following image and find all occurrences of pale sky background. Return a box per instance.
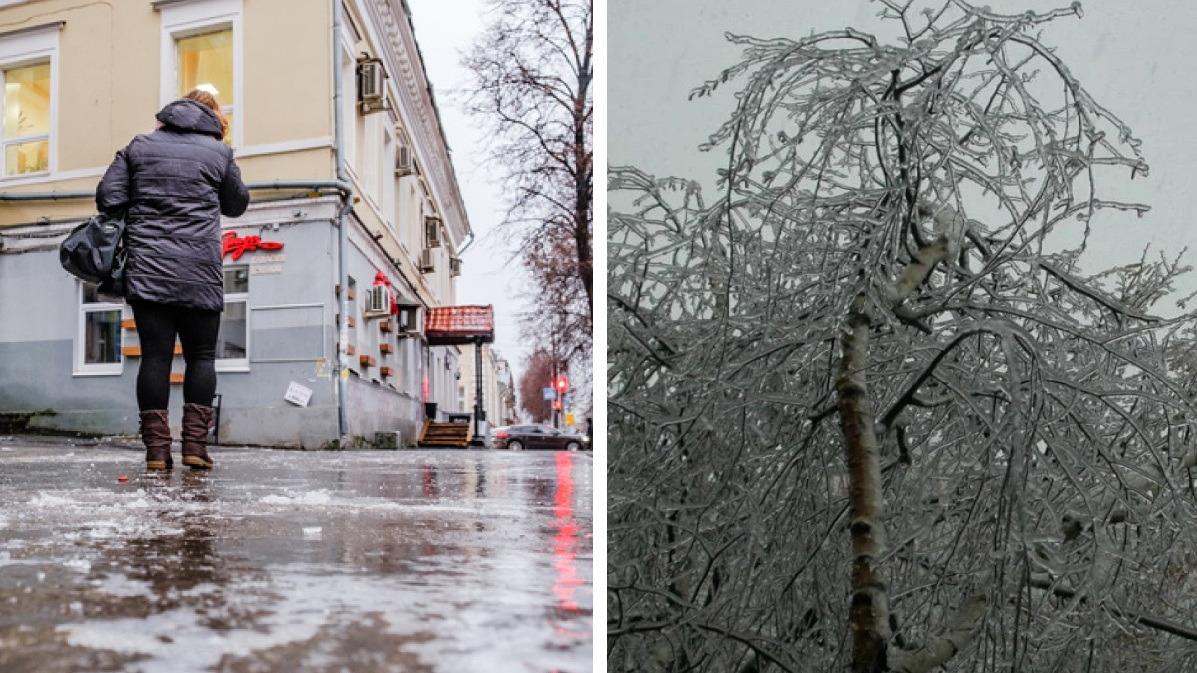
[611,0,1197,302]
[407,0,531,385]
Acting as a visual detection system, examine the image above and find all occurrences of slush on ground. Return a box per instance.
[0,436,592,673]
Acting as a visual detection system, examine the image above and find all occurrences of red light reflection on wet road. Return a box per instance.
[552,451,585,618]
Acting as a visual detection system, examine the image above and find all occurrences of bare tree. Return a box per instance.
[609,3,1197,672]
[464,0,593,367]
[522,228,593,364]
[519,348,558,422]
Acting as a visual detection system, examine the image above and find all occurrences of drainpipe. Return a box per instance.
[0,181,352,201]
[248,179,352,193]
[0,190,93,201]
[332,0,352,446]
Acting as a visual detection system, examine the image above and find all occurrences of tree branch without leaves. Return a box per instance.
[464,0,593,379]
[609,3,1197,672]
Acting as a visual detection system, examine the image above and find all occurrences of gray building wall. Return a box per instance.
[0,198,460,448]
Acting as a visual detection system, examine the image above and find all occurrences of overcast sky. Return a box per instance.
[611,0,1197,300]
[407,0,531,381]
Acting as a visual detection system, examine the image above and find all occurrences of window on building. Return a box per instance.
[176,28,233,142]
[404,193,423,257]
[77,282,123,375]
[2,61,50,176]
[382,125,396,231]
[161,0,241,146]
[340,42,356,169]
[360,112,381,206]
[217,265,249,368]
[440,249,450,303]
[393,159,409,241]
[354,78,367,178]
[398,178,417,254]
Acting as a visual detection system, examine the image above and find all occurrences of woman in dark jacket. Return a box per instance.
[96,90,249,470]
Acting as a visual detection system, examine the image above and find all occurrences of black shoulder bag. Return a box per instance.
[59,213,127,296]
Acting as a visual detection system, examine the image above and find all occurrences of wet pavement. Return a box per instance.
[0,435,592,673]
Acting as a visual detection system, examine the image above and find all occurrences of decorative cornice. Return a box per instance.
[365,0,471,248]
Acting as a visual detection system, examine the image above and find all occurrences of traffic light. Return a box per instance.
[555,375,568,395]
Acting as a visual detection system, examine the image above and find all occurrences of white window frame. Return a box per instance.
[0,25,59,181]
[339,31,357,171]
[399,177,422,256]
[217,264,250,372]
[382,121,397,232]
[359,112,382,209]
[74,282,124,377]
[159,0,244,148]
[407,193,427,260]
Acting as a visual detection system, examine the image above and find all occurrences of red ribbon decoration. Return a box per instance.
[222,231,284,260]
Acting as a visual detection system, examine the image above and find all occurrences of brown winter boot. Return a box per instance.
[140,409,172,470]
[181,402,215,470]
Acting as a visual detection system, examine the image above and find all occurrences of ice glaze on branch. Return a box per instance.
[609,3,1197,671]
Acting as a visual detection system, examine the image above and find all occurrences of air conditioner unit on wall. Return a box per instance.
[398,304,422,338]
[357,58,387,114]
[424,216,442,249]
[419,248,436,274]
[449,257,462,277]
[395,144,414,177]
[364,285,392,317]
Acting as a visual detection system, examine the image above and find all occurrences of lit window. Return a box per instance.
[176,29,233,142]
[2,61,50,176]
[217,265,248,367]
[77,282,123,375]
[160,0,241,146]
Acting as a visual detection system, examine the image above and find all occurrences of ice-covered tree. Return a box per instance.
[608,2,1197,672]
[463,0,594,367]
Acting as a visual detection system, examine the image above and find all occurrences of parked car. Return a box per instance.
[492,425,589,451]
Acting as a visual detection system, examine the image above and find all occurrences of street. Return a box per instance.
[0,436,592,673]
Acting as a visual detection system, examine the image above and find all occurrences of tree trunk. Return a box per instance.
[573,71,593,317]
[836,293,892,673]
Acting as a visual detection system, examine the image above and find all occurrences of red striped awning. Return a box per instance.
[425,305,495,345]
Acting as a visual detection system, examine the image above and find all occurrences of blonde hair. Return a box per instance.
[183,88,229,138]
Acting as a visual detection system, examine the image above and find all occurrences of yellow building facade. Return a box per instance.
[0,0,473,447]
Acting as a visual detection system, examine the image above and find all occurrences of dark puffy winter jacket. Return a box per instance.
[95,99,250,312]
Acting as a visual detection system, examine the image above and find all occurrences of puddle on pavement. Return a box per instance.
[0,442,592,673]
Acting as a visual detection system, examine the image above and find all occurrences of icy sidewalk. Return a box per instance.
[0,436,593,673]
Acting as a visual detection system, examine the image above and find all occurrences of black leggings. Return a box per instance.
[131,301,221,410]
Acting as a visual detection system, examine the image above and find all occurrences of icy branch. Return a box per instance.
[889,592,989,673]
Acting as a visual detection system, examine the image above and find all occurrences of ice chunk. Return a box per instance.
[29,492,75,507]
[261,490,333,506]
